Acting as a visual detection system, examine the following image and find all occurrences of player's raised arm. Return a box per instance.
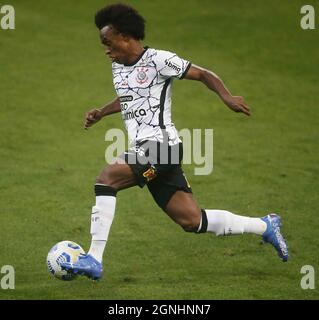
[184,64,250,116]
[84,97,121,129]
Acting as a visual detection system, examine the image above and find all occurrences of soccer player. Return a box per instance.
[61,4,288,280]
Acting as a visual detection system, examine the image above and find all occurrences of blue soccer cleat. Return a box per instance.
[60,253,103,280]
[261,214,289,262]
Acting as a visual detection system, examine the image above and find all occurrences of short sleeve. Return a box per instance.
[154,50,191,80]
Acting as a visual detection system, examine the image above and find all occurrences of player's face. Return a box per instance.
[100,26,129,64]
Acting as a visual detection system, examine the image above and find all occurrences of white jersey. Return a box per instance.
[112,47,191,146]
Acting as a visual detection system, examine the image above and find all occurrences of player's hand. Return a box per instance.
[223,95,250,116]
[84,109,103,129]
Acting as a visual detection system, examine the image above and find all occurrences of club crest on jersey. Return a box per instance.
[136,67,148,84]
[143,166,157,182]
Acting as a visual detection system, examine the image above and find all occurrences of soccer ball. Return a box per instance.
[47,240,85,280]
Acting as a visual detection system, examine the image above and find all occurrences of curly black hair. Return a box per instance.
[95,3,145,40]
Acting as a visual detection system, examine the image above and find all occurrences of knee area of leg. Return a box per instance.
[180,219,200,233]
[95,176,115,186]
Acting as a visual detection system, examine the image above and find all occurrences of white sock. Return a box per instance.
[203,209,266,236]
[88,194,116,262]
[88,240,106,263]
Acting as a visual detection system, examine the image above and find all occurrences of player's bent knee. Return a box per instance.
[95,177,118,190]
[95,176,120,191]
[178,219,200,233]
[95,165,120,188]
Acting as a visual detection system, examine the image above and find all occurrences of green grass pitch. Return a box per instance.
[0,0,318,299]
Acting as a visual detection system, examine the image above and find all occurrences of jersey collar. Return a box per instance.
[124,46,149,67]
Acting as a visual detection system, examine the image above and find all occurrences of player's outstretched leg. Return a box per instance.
[61,161,137,280]
[60,184,117,280]
[165,191,289,262]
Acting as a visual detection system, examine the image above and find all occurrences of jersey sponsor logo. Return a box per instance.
[136,67,149,84]
[143,166,157,182]
[119,95,133,102]
[122,108,147,120]
[164,59,181,74]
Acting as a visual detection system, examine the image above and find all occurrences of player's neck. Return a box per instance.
[124,42,145,65]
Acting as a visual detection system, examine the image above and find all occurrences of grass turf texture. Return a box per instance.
[0,0,318,299]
